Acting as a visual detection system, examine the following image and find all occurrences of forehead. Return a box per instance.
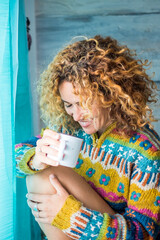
[59,81,80,102]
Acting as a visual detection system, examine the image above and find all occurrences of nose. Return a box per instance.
[72,105,82,122]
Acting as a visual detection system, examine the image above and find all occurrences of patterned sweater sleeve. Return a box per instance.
[51,153,160,239]
[15,127,64,177]
[15,134,42,177]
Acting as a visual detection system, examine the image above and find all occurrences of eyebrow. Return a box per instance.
[62,99,80,105]
[61,99,71,104]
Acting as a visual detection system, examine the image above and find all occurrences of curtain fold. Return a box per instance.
[15,0,41,239]
[0,1,16,239]
[0,0,41,239]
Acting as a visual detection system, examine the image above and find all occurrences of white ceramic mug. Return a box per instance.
[48,133,83,168]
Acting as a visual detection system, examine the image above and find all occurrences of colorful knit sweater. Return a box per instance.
[15,123,160,239]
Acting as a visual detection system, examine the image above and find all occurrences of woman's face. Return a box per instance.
[59,81,111,136]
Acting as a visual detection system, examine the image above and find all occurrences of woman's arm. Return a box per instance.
[27,158,160,240]
[15,135,41,177]
[26,166,115,240]
[16,129,65,177]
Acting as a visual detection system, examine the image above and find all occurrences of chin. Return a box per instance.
[82,127,97,135]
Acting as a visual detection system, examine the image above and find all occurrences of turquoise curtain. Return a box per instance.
[0,0,41,239]
[0,0,16,239]
[15,0,41,239]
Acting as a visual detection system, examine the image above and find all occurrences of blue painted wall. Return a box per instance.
[35,0,160,133]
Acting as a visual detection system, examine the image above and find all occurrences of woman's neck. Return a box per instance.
[97,120,114,138]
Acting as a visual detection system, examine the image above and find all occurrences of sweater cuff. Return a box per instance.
[51,195,82,230]
[18,148,40,175]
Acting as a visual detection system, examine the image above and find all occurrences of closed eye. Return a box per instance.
[64,103,72,108]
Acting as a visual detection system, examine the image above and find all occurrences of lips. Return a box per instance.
[79,121,92,128]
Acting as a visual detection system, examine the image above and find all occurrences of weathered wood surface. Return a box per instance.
[35,0,160,17]
[35,0,160,132]
[35,0,160,81]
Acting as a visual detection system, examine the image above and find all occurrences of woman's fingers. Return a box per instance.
[36,136,60,149]
[38,145,60,165]
[49,174,67,196]
[32,153,59,168]
[27,198,48,211]
[40,155,59,166]
[27,193,45,203]
[27,200,53,223]
[27,195,51,212]
[35,138,62,166]
[36,144,59,159]
[40,145,59,157]
[32,210,51,219]
[27,175,69,224]
[43,129,60,140]
[35,217,53,224]
[27,199,50,215]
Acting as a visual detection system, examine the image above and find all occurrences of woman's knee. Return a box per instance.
[26,166,57,194]
[26,165,75,194]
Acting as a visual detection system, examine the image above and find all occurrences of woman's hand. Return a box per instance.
[31,129,62,170]
[26,174,69,224]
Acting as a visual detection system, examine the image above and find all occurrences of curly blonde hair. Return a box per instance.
[38,35,157,134]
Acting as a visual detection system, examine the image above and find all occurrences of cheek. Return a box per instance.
[93,110,105,126]
[91,107,100,118]
[64,107,72,116]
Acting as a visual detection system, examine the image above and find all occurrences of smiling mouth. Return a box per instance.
[79,121,92,128]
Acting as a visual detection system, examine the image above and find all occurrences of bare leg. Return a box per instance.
[26,167,70,240]
[26,166,115,240]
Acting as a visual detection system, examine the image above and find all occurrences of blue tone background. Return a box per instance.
[0,0,159,239]
[35,0,160,134]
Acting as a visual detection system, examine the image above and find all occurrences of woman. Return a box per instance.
[16,35,160,239]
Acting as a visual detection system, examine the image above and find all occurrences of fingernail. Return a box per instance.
[50,174,55,179]
[56,134,60,140]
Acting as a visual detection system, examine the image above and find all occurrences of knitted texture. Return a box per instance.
[52,195,82,229]
[15,136,41,177]
[51,123,160,239]
[15,124,160,239]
